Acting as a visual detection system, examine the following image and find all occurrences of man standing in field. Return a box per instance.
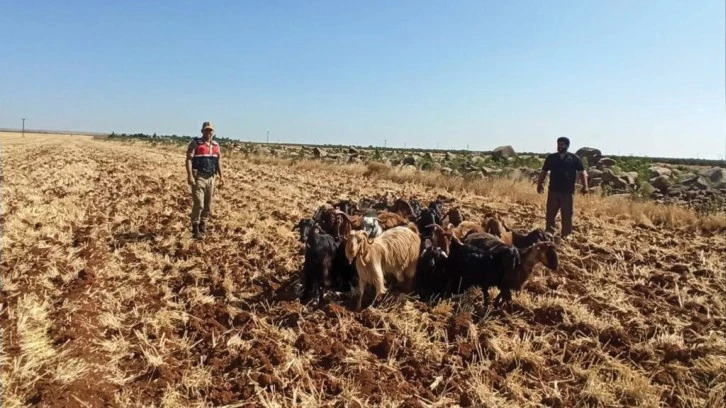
[536,136,587,239]
[186,121,224,240]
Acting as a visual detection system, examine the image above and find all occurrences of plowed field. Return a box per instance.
[1,133,724,407]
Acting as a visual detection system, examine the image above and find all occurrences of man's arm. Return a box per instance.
[216,150,224,184]
[576,157,588,192]
[537,156,550,192]
[186,142,195,184]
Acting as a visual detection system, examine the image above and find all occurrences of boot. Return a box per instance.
[199,220,207,235]
[192,223,203,240]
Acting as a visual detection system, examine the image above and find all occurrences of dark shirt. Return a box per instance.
[542,152,584,194]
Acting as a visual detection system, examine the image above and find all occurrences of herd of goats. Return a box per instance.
[291,194,559,311]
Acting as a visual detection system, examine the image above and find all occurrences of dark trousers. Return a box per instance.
[546,191,574,237]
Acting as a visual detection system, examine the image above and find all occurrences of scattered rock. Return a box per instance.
[349,147,359,154]
[650,176,671,192]
[441,167,453,175]
[681,176,710,191]
[313,147,327,158]
[598,157,617,168]
[587,168,603,180]
[505,169,523,180]
[491,145,516,160]
[348,156,362,164]
[602,168,618,184]
[649,166,673,179]
[403,155,420,166]
[667,184,689,196]
[254,146,271,156]
[701,167,724,184]
[575,147,602,167]
[444,152,454,161]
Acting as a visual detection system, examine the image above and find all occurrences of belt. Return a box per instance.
[195,171,216,178]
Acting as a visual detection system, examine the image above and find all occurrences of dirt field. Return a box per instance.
[1,133,724,407]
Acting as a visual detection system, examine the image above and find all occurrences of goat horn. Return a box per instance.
[335,210,353,223]
[426,224,445,233]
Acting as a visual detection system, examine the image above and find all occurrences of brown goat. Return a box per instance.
[376,211,409,230]
[345,226,421,311]
[453,221,485,240]
[428,223,454,254]
[496,241,558,305]
[389,199,416,221]
[482,216,507,238]
[443,207,465,227]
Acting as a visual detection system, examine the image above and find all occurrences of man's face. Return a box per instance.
[557,141,568,153]
[202,128,213,140]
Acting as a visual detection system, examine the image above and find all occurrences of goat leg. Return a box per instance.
[353,280,366,312]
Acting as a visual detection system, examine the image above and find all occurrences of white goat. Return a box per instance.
[344,226,421,311]
[360,216,383,238]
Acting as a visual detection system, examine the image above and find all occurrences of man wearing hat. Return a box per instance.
[186,121,224,239]
[536,136,587,239]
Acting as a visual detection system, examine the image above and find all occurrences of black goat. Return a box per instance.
[292,219,339,303]
[333,199,355,215]
[413,239,450,300]
[451,235,559,306]
[332,237,358,294]
[416,208,441,238]
[441,237,518,304]
[409,198,423,219]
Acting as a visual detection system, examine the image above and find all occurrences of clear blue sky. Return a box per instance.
[1,1,724,159]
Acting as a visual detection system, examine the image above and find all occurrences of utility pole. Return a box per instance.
[22,118,25,137]
[384,139,387,148]
[266,131,269,144]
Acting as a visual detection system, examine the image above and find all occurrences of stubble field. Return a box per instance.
[1,133,725,407]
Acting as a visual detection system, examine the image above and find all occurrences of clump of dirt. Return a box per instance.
[447,311,473,341]
[369,333,397,360]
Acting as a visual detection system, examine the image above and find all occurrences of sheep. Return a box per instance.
[450,235,559,306]
[344,226,421,311]
[292,219,339,303]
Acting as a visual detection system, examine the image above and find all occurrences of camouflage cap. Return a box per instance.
[202,121,214,131]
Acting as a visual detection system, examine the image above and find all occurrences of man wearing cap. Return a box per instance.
[536,137,587,239]
[186,121,224,239]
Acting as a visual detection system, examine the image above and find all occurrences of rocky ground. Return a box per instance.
[216,141,726,215]
[2,133,725,407]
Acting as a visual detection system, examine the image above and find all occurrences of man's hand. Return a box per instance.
[537,184,544,194]
[187,175,195,186]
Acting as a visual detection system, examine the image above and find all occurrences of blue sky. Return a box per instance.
[1,1,724,159]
